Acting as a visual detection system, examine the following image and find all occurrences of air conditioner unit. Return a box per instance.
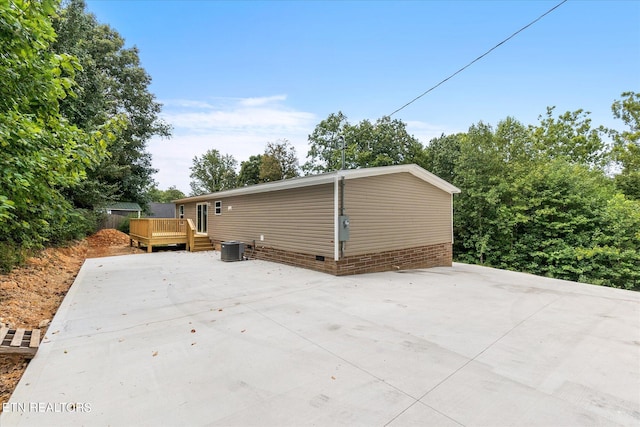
[221,241,244,262]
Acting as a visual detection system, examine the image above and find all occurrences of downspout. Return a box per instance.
[339,135,346,259]
[334,177,340,261]
[340,135,345,172]
[451,193,455,266]
[340,175,345,259]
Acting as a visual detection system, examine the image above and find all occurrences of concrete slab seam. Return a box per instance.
[384,294,566,426]
[245,303,421,402]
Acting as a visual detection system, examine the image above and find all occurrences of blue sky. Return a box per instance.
[84,0,640,194]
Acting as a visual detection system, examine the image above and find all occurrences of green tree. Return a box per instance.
[52,0,171,209]
[304,112,424,174]
[576,194,640,290]
[529,107,608,168]
[422,133,463,184]
[448,119,522,266]
[447,107,638,290]
[238,155,263,186]
[259,140,299,182]
[147,185,186,203]
[452,122,510,265]
[0,0,115,270]
[189,149,238,195]
[610,91,640,199]
[503,161,615,279]
[303,111,349,174]
[352,116,424,168]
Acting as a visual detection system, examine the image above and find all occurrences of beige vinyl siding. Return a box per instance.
[181,202,197,224]
[344,172,452,256]
[211,184,335,257]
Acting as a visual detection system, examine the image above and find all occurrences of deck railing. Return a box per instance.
[129,218,198,252]
[129,218,187,238]
[186,218,196,251]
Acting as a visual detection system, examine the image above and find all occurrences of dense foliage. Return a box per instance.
[0,0,117,270]
[0,0,167,271]
[52,0,171,209]
[303,112,423,174]
[610,92,640,200]
[424,99,640,290]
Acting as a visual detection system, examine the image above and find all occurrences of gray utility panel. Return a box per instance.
[339,215,350,241]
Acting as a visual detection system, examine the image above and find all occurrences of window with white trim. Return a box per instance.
[178,205,184,219]
[215,201,222,215]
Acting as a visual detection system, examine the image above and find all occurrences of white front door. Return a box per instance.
[196,203,208,234]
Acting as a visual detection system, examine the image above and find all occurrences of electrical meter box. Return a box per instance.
[339,215,350,241]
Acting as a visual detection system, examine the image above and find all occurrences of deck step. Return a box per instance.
[191,236,214,252]
[0,328,40,359]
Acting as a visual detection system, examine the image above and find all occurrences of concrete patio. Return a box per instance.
[2,251,639,426]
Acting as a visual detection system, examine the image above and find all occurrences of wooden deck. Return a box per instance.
[0,328,40,358]
[129,218,213,252]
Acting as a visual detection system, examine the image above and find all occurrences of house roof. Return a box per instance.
[104,202,142,211]
[173,164,461,204]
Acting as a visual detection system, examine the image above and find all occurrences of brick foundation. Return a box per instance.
[335,242,452,276]
[246,245,338,275]
[215,239,452,276]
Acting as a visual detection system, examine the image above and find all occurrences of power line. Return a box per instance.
[388,0,569,117]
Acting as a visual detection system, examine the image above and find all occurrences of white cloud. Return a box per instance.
[404,120,462,145]
[148,96,460,194]
[161,99,216,109]
[149,95,316,193]
[163,108,315,132]
[238,94,288,107]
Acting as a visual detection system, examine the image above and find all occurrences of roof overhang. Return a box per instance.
[338,164,461,194]
[173,164,460,204]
